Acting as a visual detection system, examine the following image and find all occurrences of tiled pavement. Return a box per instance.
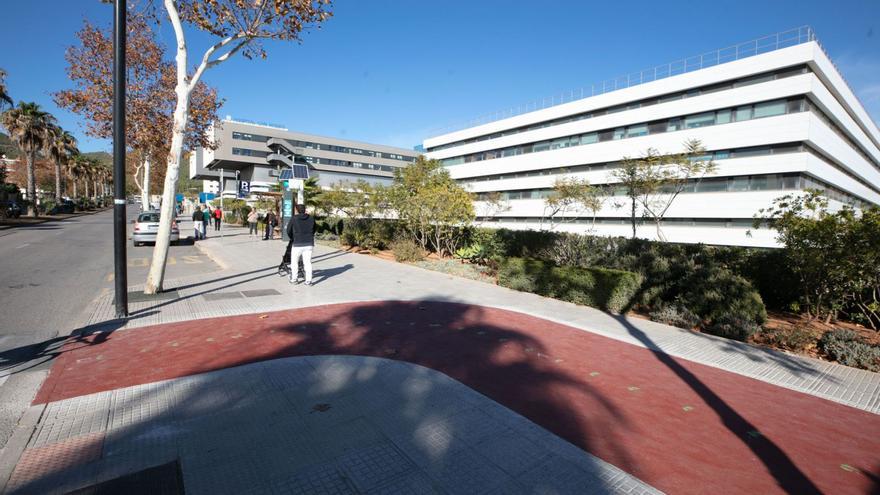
[29,299,880,494]
[80,220,880,415]
[7,356,659,494]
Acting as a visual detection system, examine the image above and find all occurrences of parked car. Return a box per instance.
[50,201,76,214]
[132,211,180,246]
[4,201,22,218]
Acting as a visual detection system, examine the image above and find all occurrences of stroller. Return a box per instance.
[278,240,306,280]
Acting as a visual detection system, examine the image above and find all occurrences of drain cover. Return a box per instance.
[128,289,179,303]
[202,292,244,301]
[242,289,282,298]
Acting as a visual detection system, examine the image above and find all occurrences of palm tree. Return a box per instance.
[48,125,79,203]
[1,102,56,216]
[0,69,12,110]
[69,154,90,199]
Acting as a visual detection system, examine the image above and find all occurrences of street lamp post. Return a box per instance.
[112,0,128,318]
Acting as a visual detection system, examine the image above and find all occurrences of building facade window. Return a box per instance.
[427,65,811,152]
[440,97,807,167]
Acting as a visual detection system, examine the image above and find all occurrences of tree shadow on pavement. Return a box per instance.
[0,315,156,378]
[612,308,823,494]
[10,300,645,494]
[310,264,354,285]
[233,300,641,480]
[128,266,279,317]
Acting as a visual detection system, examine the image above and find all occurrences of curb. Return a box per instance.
[0,393,47,494]
[192,239,229,270]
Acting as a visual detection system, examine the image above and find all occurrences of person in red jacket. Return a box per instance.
[213,207,222,231]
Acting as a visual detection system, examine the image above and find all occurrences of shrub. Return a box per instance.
[820,329,880,371]
[704,316,762,342]
[649,305,701,329]
[41,199,57,214]
[498,258,642,313]
[392,238,424,262]
[758,325,816,352]
[678,265,767,327]
[315,232,338,242]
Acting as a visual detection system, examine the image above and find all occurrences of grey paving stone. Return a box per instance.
[29,393,111,448]
[445,407,513,445]
[471,431,550,476]
[262,358,317,392]
[422,445,513,495]
[102,420,180,459]
[269,461,357,495]
[370,470,443,494]
[182,455,270,495]
[516,456,609,494]
[335,442,415,492]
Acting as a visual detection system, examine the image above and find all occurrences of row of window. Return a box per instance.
[303,156,399,173]
[477,216,757,228]
[232,147,269,157]
[232,131,417,162]
[807,104,880,174]
[232,147,399,173]
[428,65,810,152]
[441,98,805,166]
[458,141,880,198]
[473,173,869,208]
[459,143,803,184]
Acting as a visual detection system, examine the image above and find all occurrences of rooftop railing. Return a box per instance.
[222,116,288,131]
[428,26,818,138]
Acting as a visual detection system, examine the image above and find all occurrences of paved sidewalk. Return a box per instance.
[82,220,880,415]
[9,355,658,494]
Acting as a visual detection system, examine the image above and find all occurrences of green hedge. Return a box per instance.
[498,258,642,313]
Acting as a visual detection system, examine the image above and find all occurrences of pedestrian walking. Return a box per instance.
[191,206,203,240]
[202,206,211,239]
[247,209,258,237]
[264,210,277,240]
[286,204,316,285]
[213,207,222,231]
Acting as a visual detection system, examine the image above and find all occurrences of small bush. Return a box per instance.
[392,238,424,262]
[315,232,338,242]
[498,258,642,313]
[650,305,701,329]
[679,266,768,327]
[820,329,880,371]
[704,316,762,342]
[758,325,816,352]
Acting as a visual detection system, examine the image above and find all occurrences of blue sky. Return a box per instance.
[2,0,879,153]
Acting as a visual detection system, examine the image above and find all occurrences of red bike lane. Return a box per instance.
[35,301,880,494]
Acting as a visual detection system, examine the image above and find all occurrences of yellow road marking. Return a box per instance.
[129,258,148,267]
[167,257,176,265]
[105,273,114,282]
[182,255,202,264]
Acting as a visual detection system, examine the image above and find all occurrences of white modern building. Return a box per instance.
[424,27,880,247]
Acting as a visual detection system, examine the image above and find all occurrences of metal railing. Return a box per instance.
[429,26,816,138]
[222,116,288,131]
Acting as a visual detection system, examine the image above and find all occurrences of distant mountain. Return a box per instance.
[0,134,110,165]
[0,132,20,159]
[81,151,112,167]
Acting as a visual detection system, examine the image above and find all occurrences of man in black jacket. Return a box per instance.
[192,206,203,240]
[285,204,316,285]
[264,210,277,240]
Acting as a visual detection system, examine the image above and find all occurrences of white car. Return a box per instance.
[132,211,180,246]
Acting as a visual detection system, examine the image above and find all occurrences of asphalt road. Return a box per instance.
[0,208,220,451]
